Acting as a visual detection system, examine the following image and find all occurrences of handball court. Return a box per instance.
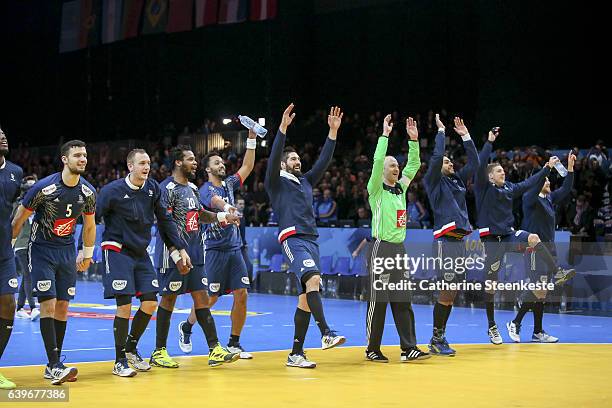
[2,281,611,407]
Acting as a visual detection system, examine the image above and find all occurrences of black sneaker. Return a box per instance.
[400,347,431,362]
[554,268,576,285]
[365,350,389,363]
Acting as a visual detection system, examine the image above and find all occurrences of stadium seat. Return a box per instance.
[270,254,284,273]
[333,257,351,276]
[320,256,333,275]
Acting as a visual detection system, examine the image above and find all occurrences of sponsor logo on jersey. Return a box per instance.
[8,278,18,288]
[209,283,220,292]
[10,173,15,181]
[396,209,407,228]
[37,280,52,292]
[241,277,250,285]
[67,287,76,296]
[42,184,57,195]
[81,184,94,196]
[148,189,153,197]
[169,281,183,291]
[166,182,176,190]
[112,280,127,290]
[186,210,199,232]
[151,279,159,288]
[77,195,84,204]
[303,259,315,268]
[490,261,501,273]
[53,218,77,237]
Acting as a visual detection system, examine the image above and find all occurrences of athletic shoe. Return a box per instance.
[15,309,29,319]
[208,343,240,367]
[125,349,151,371]
[428,337,456,356]
[365,350,389,362]
[0,373,16,390]
[178,321,192,354]
[506,321,521,343]
[49,362,78,385]
[532,331,559,343]
[321,330,346,350]
[150,347,179,368]
[286,352,316,368]
[400,347,431,362]
[488,325,503,345]
[554,268,576,285]
[30,307,40,321]
[112,359,137,377]
[227,344,253,359]
[44,364,77,382]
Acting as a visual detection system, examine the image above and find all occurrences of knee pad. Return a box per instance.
[138,292,158,302]
[115,294,132,306]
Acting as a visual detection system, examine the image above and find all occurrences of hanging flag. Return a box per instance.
[102,0,123,44]
[218,0,246,24]
[167,0,193,33]
[195,0,218,27]
[142,0,169,34]
[250,0,277,21]
[60,0,80,52]
[79,0,102,48]
[121,0,144,39]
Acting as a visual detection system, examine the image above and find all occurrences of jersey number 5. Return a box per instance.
[66,204,72,217]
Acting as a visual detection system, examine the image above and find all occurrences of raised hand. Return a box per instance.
[435,113,445,131]
[382,114,393,137]
[567,151,577,171]
[453,117,468,136]
[226,212,241,225]
[328,106,343,131]
[176,249,193,275]
[547,156,560,169]
[279,103,296,134]
[406,117,418,141]
[248,129,257,139]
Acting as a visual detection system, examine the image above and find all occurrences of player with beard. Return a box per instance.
[151,145,241,368]
[265,104,346,369]
[12,140,96,385]
[0,128,23,389]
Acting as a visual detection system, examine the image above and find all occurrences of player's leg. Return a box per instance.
[14,251,30,318]
[430,237,459,356]
[18,249,38,319]
[525,233,575,285]
[481,235,504,344]
[286,291,316,368]
[226,250,252,358]
[150,292,179,368]
[507,250,536,342]
[0,257,18,389]
[54,245,78,362]
[365,239,389,362]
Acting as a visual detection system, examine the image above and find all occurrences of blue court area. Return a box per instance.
[4,280,612,367]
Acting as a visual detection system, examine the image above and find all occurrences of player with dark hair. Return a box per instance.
[97,148,191,377]
[12,139,96,385]
[0,128,23,389]
[178,129,257,359]
[423,115,479,356]
[265,104,346,369]
[507,151,576,343]
[151,145,240,368]
[475,132,575,344]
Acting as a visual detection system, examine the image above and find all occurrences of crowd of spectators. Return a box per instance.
[7,109,612,241]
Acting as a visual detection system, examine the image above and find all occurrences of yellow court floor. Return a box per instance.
[1,344,610,408]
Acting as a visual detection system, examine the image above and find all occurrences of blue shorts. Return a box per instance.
[281,236,321,293]
[434,235,467,283]
[205,249,249,297]
[102,249,158,299]
[482,230,531,281]
[0,256,18,296]
[158,265,207,296]
[29,243,77,301]
[523,242,557,283]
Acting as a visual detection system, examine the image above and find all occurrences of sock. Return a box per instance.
[113,316,129,361]
[432,303,451,338]
[195,308,218,349]
[228,334,240,347]
[40,317,59,365]
[155,307,173,349]
[306,291,330,335]
[533,302,544,334]
[54,319,67,357]
[125,309,152,353]
[184,319,194,332]
[443,304,453,328]
[534,242,558,274]
[484,292,496,328]
[0,318,14,359]
[292,308,311,355]
[513,302,532,325]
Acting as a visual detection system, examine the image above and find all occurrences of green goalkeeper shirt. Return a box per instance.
[367,136,421,243]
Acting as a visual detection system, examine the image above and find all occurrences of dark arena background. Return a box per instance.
[0,1,608,407]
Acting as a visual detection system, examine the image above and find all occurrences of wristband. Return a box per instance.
[246,138,257,150]
[170,250,181,264]
[11,238,16,248]
[438,128,445,133]
[461,133,472,142]
[83,246,95,259]
[223,203,232,212]
[217,212,228,223]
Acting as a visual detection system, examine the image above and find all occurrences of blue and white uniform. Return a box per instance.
[0,159,23,295]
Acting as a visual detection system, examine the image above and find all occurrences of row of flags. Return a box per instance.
[60,0,278,53]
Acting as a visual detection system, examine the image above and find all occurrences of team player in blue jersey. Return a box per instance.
[151,145,241,368]
[11,140,96,385]
[423,115,479,356]
[475,131,575,344]
[96,149,191,377]
[178,130,258,359]
[265,104,346,369]
[507,151,576,343]
[0,129,23,389]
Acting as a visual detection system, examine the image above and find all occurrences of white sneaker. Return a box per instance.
[321,330,346,350]
[227,345,253,359]
[286,352,316,368]
[49,363,78,385]
[30,308,40,321]
[125,349,151,371]
[113,359,137,377]
[15,309,29,319]
[178,321,193,354]
[506,321,521,343]
[488,325,503,345]
[532,331,559,343]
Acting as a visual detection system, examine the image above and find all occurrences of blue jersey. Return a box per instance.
[200,173,243,251]
[0,159,23,261]
[22,172,96,247]
[155,177,205,267]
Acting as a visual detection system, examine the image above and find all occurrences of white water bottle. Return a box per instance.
[553,161,568,177]
[239,115,267,138]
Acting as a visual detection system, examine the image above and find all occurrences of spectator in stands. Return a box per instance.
[567,195,596,239]
[317,189,338,225]
[406,191,426,227]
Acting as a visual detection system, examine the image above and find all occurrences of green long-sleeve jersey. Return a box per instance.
[367,136,421,243]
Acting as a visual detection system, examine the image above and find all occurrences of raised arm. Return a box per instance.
[399,117,420,188]
[453,117,480,183]
[367,114,392,196]
[264,103,295,190]
[475,130,498,188]
[550,152,576,205]
[305,106,342,185]
[423,114,446,187]
[236,129,257,182]
[511,157,556,198]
